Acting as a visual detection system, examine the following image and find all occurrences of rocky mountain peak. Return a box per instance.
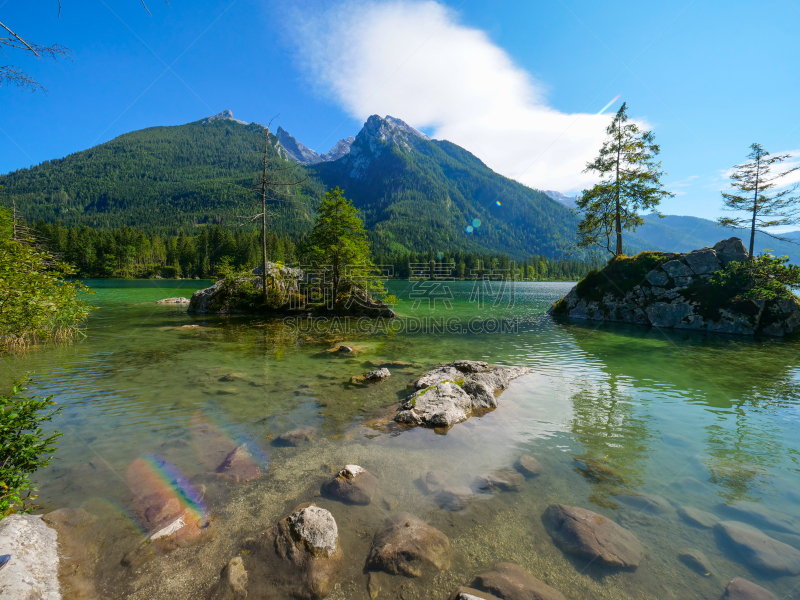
[276,127,322,164]
[203,109,249,126]
[344,115,430,179]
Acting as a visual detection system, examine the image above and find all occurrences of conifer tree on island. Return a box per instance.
[717,143,799,257]
[576,103,673,257]
[301,187,386,308]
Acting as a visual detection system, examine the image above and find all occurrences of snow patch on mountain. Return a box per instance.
[544,190,578,209]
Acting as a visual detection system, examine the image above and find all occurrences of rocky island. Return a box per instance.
[549,238,800,336]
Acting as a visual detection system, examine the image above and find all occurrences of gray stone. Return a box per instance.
[715,520,800,575]
[0,514,60,600]
[645,301,694,328]
[453,360,490,372]
[216,556,248,600]
[685,248,721,274]
[678,549,713,575]
[678,506,719,529]
[543,504,643,568]
[322,465,378,505]
[515,455,542,477]
[435,486,473,511]
[721,578,778,600]
[396,382,473,428]
[472,562,567,600]
[474,470,525,492]
[275,426,316,447]
[714,238,749,266]
[156,296,190,304]
[662,260,694,278]
[673,276,695,287]
[337,345,354,353]
[366,513,451,577]
[243,503,342,600]
[365,368,391,381]
[645,269,670,286]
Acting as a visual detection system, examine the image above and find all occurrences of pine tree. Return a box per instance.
[576,103,673,257]
[301,187,380,306]
[717,143,799,256]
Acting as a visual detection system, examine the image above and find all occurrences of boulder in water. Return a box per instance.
[472,562,567,600]
[542,504,643,569]
[216,444,263,482]
[715,521,800,575]
[275,426,317,447]
[321,465,378,505]
[677,505,719,529]
[215,556,248,600]
[722,578,778,600]
[514,455,542,477]
[366,513,451,577]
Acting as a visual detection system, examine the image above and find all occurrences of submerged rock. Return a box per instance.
[243,503,343,600]
[435,487,473,511]
[216,444,263,482]
[474,470,525,492]
[420,470,455,494]
[0,514,60,600]
[542,504,643,569]
[722,578,779,600]
[366,513,452,577]
[215,556,248,600]
[472,562,567,600]
[321,464,378,505]
[275,426,317,447]
[395,361,529,428]
[718,502,798,534]
[678,549,713,575]
[715,521,800,575]
[677,505,719,529]
[514,455,542,477]
[614,492,672,514]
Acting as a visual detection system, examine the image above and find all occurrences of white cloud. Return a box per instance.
[284,0,622,192]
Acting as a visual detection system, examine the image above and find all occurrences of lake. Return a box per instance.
[3,278,800,600]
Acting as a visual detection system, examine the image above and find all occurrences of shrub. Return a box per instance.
[0,378,62,518]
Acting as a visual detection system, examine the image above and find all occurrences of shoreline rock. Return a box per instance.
[366,513,451,577]
[472,562,567,600]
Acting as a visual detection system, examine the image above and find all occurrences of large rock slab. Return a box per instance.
[395,362,528,428]
[322,465,378,505]
[366,513,451,577]
[715,521,800,575]
[714,238,749,266]
[472,562,567,600]
[0,514,60,600]
[678,549,713,575]
[243,503,343,600]
[685,248,721,274]
[721,578,778,600]
[474,470,525,492]
[542,504,643,569]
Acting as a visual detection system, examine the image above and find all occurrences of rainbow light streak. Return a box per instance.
[495,201,502,206]
[598,94,622,115]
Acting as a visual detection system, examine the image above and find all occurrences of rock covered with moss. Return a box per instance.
[549,238,800,336]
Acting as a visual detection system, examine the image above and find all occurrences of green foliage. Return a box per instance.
[0,378,62,518]
[574,251,671,303]
[712,253,800,302]
[576,103,673,257]
[301,187,386,306]
[717,143,800,256]
[0,209,93,351]
[0,119,323,234]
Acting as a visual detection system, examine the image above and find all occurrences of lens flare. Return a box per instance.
[495,201,501,206]
[598,94,621,115]
[465,225,474,233]
[472,219,481,228]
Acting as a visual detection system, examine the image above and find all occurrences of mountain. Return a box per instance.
[311,115,580,257]
[544,190,578,209]
[630,214,800,264]
[0,110,323,233]
[274,126,354,164]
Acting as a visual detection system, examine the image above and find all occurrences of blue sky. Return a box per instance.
[2,0,799,223]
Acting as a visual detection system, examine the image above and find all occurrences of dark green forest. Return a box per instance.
[32,222,600,281]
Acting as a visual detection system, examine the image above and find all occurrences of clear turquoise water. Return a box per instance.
[3,279,800,599]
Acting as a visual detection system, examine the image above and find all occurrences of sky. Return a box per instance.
[2,0,800,224]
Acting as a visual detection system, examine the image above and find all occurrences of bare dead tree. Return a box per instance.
[2,1,169,92]
[239,122,307,302]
